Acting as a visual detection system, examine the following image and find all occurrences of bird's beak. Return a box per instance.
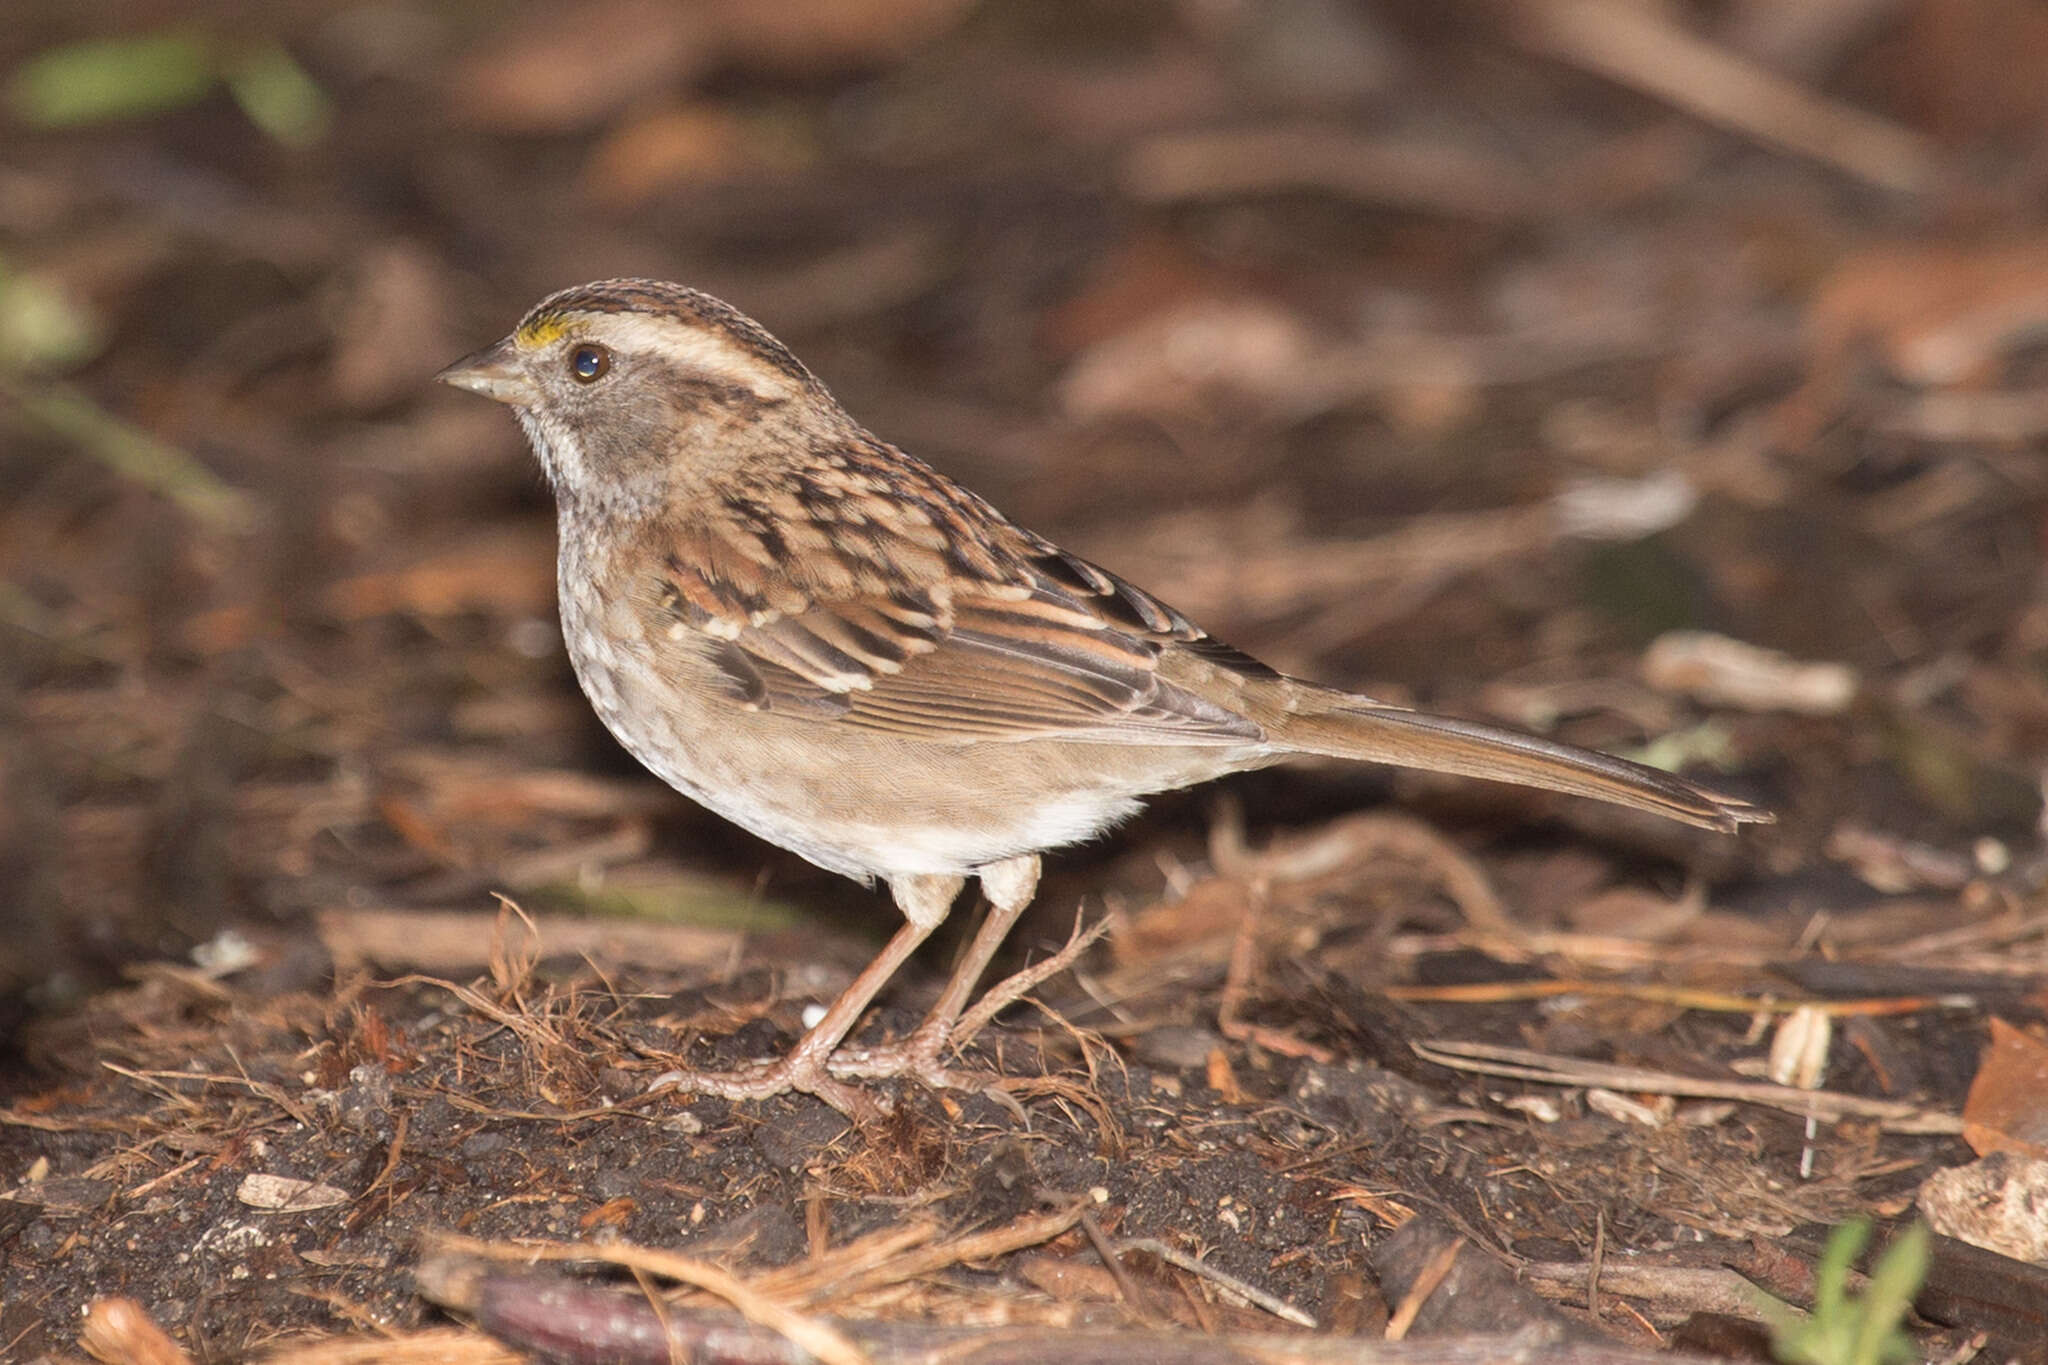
[435,338,539,407]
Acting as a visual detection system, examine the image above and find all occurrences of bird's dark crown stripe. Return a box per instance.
[515,279,814,389]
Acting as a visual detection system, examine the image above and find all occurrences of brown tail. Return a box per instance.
[1273,694,1771,833]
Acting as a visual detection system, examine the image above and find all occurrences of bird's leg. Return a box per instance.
[649,873,961,1118]
[903,855,1042,1057]
[946,905,1112,1053]
[830,854,1051,1086]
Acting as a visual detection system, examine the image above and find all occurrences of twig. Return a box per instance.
[1519,1261,1770,1322]
[752,1218,941,1304]
[1216,878,1337,1063]
[1875,388,2048,443]
[426,1260,1745,1364]
[0,375,256,531]
[1384,979,1975,1016]
[1587,1211,1605,1321]
[256,1325,530,1362]
[1079,1211,1151,1322]
[317,905,747,977]
[100,1062,312,1127]
[1122,126,1538,221]
[80,1297,193,1365]
[1517,0,1937,194]
[1113,1237,1316,1329]
[803,1201,1089,1304]
[1412,1039,1961,1132]
[420,1232,871,1365]
[1385,1237,1464,1341]
[358,1111,408,1203]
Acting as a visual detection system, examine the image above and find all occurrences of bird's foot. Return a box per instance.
[824,1020,970,1088]
[823,1032,1029,1124]
[649,912,1110,1117]
[647,1054,889,1121]
[826,911,1111,1090]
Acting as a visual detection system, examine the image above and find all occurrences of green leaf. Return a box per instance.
[1627,719,1741,775]
[0,270,103,373]
[1763,1219,1929,1365]
[1813,1218,1870,1326]
[7,32,216,127]
[224,43,330,147]
[1855,1222,1929,1365]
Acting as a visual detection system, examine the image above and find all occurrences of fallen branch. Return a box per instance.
[419,1256,1732,1364]
[1413,1039,1961,1132]
[1517,0,1937,193]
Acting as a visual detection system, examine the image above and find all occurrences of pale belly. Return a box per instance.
[556,561,1268,883]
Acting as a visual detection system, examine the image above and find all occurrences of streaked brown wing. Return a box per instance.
[636,536,1267,746]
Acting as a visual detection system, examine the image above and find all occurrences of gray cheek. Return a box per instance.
[525,375,681,518]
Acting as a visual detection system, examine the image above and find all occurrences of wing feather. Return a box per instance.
[627,465,1269,747]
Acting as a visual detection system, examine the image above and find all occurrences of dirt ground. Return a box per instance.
[8,2,2048,1361]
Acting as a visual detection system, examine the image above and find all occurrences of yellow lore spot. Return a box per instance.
[515,313,571,349]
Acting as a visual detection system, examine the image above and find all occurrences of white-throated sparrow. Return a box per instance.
[440,279,1768,1115]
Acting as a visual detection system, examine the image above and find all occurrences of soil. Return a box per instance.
[6,2,2048,1361]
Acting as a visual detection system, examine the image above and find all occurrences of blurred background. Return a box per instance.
[6,0,2048,1042]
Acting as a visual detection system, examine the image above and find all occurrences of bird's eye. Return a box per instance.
[568,344,611,383]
